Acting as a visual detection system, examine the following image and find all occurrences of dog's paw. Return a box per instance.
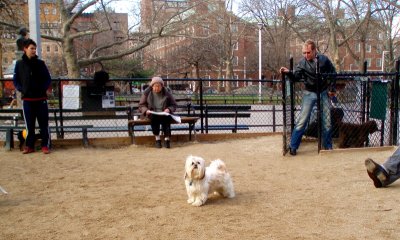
[192,201,203,207]
[187,198,195,204]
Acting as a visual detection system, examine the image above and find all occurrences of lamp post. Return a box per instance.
[28,0,41,58]
[382,50,389,72]
[257,22,263,103]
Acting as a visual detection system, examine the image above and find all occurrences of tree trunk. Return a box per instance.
[225,59,233,93]
[217,62,223,92]
[192,63,201,93]
[63,38,81,79]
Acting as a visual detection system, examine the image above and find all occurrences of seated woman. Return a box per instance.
[138,77,177,148]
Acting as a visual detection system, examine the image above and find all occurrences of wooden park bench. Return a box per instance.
[127,116,199,144]
[127,100,199,144]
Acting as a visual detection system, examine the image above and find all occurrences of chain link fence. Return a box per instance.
[1,64,398,155]
[282,60,400,154]
[0,77,284,140]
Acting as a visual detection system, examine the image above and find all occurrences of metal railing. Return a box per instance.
[282,59,400,154]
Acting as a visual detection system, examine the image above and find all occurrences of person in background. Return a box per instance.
[365,147,400,188]
[13,39,52,154]
[8,90,17,109]
[138,77,177,148]
[280,39,336,155]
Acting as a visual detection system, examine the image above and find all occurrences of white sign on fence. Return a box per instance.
[62,85,80,109]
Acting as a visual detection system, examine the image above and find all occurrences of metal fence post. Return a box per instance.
[57,78,64,138]
[289,58,295,133]
[361,61,368,124]
[281,68,287,154]
[392,60,400,145]
[316,56,321,152]
[199,78,204,133]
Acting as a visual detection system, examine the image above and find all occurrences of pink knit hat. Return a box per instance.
[150,76,164,86]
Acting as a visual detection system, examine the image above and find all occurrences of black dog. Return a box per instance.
[337,120,379,148]
[304,108,344,138]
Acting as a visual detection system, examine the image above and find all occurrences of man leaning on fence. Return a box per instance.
[280,39,336,156]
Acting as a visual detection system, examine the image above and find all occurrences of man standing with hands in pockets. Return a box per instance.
[13,39,52,154]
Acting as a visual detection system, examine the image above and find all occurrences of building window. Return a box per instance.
[376,58,382,68]
[203,25,209,36]
[54,45,58,52]
[47,45,50,52]
[233,56,239,66]
[52,8,57,15]
[44,8,49,15]
[376,45,382,53]
[378,32,384,40]
[233,42,239,50]
[208,3,217,11]
[366,58,371,67]
[231,24,238,32]
[366,44,371,52]
[355,43,360,52]
[114,21,120,30]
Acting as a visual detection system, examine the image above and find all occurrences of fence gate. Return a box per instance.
[281,75,294,155]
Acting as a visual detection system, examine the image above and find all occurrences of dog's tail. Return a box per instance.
[210,159,227,172]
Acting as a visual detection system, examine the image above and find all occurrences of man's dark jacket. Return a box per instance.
[286,54,336,93]
[13,54,51,99]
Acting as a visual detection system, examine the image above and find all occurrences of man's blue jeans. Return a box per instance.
[382,146,400,186]
[290,90,332,150]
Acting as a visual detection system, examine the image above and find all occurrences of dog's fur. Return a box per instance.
[337,120,378,148]
[304,108,344,139]
[184,155,235,207]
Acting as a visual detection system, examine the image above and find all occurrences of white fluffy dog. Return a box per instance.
[184,155,235,206]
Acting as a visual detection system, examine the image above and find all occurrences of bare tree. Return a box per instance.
[0,0,203,78]
[239,0,309,75]
[373,0,400,72]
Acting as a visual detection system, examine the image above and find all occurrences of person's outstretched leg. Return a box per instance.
[365,147,400,187]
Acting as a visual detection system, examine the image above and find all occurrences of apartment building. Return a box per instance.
[140,0,260,89]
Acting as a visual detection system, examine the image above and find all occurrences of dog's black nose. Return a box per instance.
[193,164,197,169]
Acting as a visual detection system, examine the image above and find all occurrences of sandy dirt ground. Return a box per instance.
[0,135,399,240]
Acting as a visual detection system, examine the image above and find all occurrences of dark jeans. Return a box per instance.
[150,114,171,137]
[382,146,400,186]
[22,99,50,148]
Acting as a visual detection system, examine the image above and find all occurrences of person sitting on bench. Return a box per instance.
[138,77,177,148]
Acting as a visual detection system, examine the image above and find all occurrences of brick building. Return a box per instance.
[140,0,260,90]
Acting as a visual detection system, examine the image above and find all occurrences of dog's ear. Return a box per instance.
[199,166,206,180]
[370,121,378,133]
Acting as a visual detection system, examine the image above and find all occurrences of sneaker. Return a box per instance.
[365,158,389,188]
[155,140,162,148]
[289,147,296,156]
[164,140,171,149]
[41,146,50,154]
[22,147,35,154]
